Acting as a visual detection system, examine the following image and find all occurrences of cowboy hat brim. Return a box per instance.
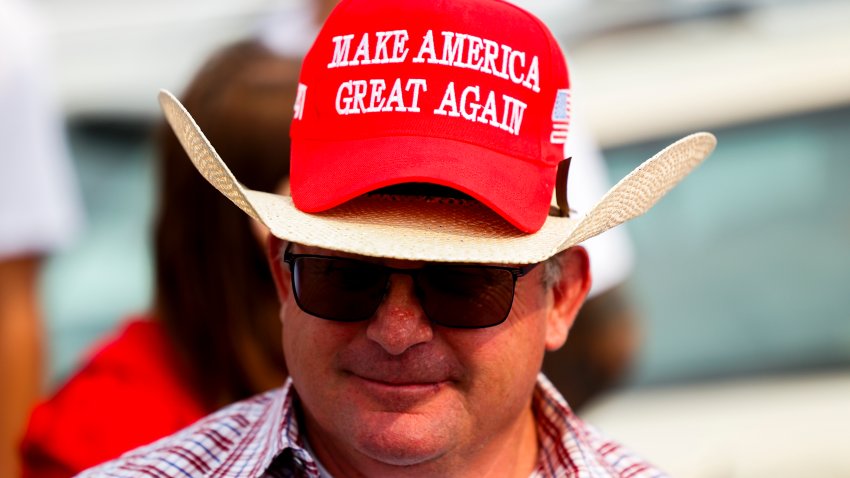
[158,89,716,264]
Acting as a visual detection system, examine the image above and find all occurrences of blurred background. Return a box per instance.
[10,0,850,476]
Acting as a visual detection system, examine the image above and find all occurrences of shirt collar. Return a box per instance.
[249,378,320,475]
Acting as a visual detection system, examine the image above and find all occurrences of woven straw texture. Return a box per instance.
[158,90,715,264]
[159,90,260,221]
[562,132,717,248]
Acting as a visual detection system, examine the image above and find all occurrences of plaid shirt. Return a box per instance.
[77,375,666,478]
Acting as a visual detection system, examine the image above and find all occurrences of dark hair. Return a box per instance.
[153,40,300,409]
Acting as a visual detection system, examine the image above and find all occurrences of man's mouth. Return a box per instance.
[350,370,453,387]
[337,345,463,404]
[348,373,449,407]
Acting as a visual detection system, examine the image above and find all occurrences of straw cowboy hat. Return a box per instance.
[157,0,716,265]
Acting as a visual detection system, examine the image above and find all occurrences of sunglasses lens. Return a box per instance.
[417,266,516,328]
[292,257,387,321]
[288,252,521,328]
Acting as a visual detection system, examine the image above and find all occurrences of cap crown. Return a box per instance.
[290,0,571,232]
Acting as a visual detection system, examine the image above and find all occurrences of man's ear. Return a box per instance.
[267,236,291,303]
[545,246,592,351]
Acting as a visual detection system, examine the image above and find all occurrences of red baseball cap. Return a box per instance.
[290,0,571,233]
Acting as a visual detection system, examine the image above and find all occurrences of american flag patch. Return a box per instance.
[550,89,570,144]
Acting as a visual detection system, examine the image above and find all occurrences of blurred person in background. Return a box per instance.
[0,0,83,476]
[20,40,297,477]
[261,0,639,414]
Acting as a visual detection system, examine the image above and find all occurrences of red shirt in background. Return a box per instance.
[20,317,209,478]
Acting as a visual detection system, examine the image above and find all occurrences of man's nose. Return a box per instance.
[366,274,434,355]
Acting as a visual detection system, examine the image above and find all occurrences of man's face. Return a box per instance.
[268,239,588,472]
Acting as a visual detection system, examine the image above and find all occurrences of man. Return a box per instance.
[260,0,641,412]
[80,0,715,476]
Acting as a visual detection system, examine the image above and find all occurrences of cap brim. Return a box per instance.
[291,135,556,233]
[158,89,716,264]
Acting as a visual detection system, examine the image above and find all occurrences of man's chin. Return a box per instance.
[354,420,454,468]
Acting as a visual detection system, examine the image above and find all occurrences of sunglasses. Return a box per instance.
[282,245,540,329]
